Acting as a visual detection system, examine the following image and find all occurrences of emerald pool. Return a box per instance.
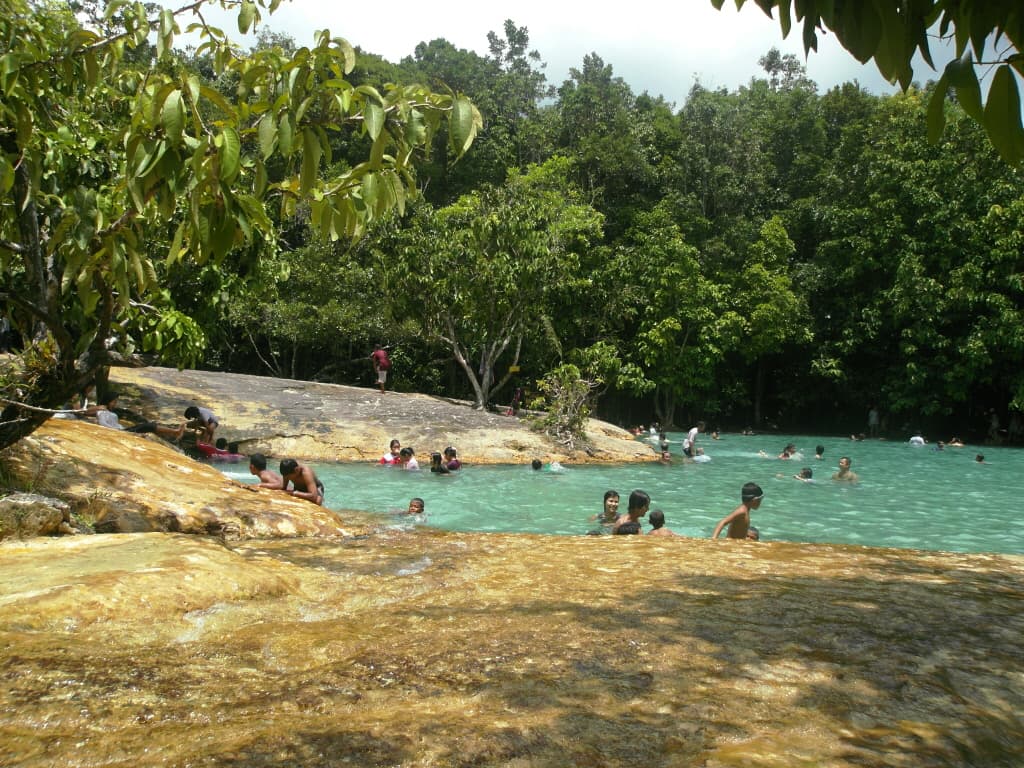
[224,433,1024,555]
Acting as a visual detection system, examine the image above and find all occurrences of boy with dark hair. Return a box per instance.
[613,489,650,533]
[279,458,325,505]
[249,453,283,489]
[712,483,763,540]
[614,521,641,535]
[647,509,680,537]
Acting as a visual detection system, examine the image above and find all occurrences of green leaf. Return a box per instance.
[161,89,185,144]
[947,55,984,123]
[258,112,277,159]
[238,1,256,34]
[364,100,384,140]
[448,97,481,157]
[983,65,1024,165]
[167,222,185,265]
[278,112,295,156]
[300,127,321,194]
[217,127,241,182]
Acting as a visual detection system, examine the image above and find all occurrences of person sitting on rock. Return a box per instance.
[279,458,324,505]
[95,392,185,442]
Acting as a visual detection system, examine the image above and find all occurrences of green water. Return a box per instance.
[224,433,1024,555]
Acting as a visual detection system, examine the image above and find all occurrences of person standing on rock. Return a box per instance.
[370,344,392,394]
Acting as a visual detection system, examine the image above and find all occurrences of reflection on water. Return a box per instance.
[223,435,1024,554]
[2,532,1023,767]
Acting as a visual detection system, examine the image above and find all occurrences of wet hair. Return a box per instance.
[249,453,267,471]
[443,446,457,458]
[400,447,414,458]
[975,454,985,462]
[184,406,200,419]
[748,525,760,541]
[741,482,764,503]
[799,467,813,479]
[649,509,666,529]
[816,445,825,455]
[628,489,651,512]
[603,489,620,503]
[216,438,228,450]
[615,521,641,535]
[531,459,542,470]
[409,497,425,512]
[279,458,299,476]
[785,443,797,452]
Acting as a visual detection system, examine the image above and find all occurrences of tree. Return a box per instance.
[383,156,603,409]
[0,0,480,449]
[715,0,1024,163]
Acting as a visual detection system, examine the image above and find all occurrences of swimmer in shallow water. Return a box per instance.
[647,509,680,537]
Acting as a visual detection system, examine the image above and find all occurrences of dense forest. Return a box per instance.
[3,2,1024,445]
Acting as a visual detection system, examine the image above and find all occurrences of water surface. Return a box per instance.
[225,434,1024,554]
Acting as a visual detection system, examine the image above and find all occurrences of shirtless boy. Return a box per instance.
[647,509,679,537]
[249,453,283,489]
[712,482,763,540]
[279,458,325,505]
[613,489,650,533]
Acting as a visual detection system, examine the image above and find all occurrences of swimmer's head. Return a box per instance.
[279,458,299,477]
[816,445,825,456]
[532,458,542,470]
[249,453,267,472]
[407,497,424,514]
[649,509,666,529]
[747,525,760,541]
[741,482,764,506]
[628,489,651,514]
[615,521,641,535]
[798,467,813,479]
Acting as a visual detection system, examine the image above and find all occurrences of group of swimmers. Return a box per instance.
[588,485,763,541]
[377,438,463,474]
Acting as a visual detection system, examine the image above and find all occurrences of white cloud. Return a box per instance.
[168,0,951,105]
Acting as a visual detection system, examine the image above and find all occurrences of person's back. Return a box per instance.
[249,453,283,489]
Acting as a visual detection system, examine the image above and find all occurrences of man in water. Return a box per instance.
[613,489,650,533]
[249,453,283,489]
[279,458,325,505]
[832,456,859,482]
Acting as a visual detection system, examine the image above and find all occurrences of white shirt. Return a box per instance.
[683,427,699,450]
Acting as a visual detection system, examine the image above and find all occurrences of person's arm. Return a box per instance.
[712,508,743,539]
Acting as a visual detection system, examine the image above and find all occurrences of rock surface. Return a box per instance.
[0,419,359,538]
[110,366,655,464]
[1,531,1022,767]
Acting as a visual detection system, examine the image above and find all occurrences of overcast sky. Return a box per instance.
[176,0,952,107]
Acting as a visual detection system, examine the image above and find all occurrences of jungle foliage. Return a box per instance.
[2,1,1023,447]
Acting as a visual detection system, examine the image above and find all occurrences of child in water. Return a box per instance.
[712,483,763,540]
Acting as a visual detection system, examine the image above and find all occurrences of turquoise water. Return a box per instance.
[223,433,1024,555]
